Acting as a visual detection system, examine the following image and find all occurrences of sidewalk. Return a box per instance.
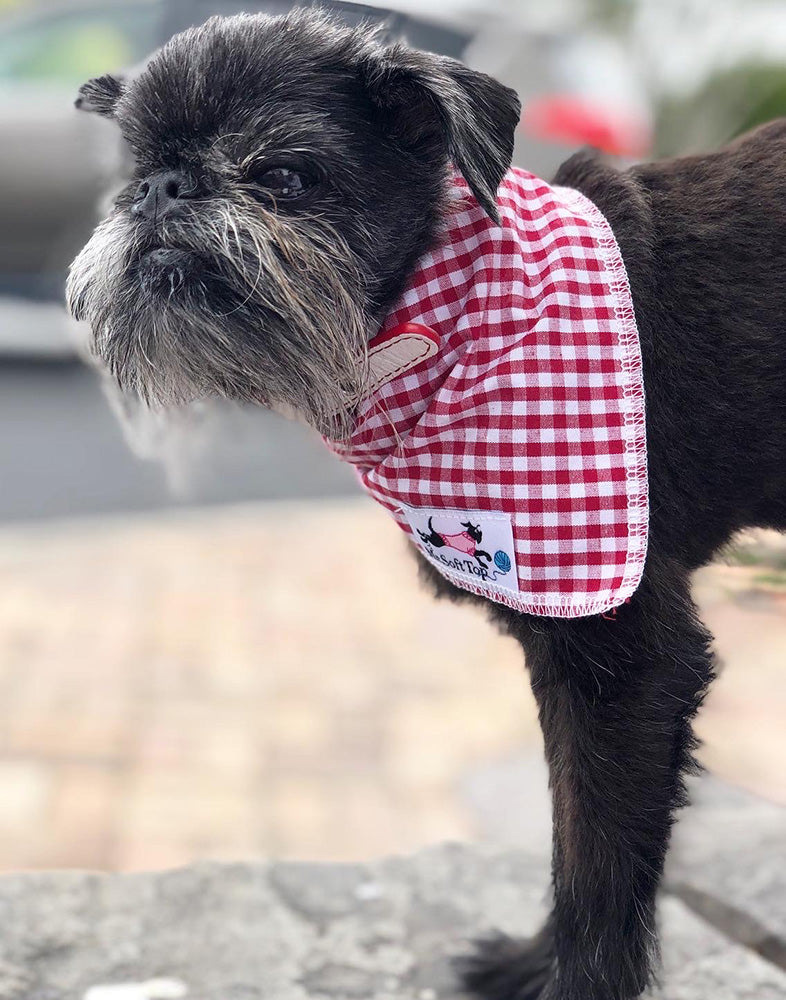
[0,499,784,872]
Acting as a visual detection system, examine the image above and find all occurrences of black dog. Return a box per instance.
[67,10,786,999]
[418,518,493,570]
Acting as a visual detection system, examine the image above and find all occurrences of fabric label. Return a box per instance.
[401,505,519,593]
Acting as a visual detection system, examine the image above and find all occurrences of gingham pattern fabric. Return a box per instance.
[326,167,648,617]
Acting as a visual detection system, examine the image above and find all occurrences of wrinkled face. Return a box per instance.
[67,10,519,437]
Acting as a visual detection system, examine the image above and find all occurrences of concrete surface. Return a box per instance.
[0,503,784,873]
[668,777,786,969]
[0,827,785,1000]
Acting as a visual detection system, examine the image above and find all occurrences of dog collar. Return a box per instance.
[324,167,648,618]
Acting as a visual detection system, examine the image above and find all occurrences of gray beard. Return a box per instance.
[66,193,373,440]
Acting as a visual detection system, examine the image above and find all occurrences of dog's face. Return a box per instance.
[67,10,519,437]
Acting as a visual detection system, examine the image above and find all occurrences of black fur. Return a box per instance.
[358,44,521,222]
[69,11,786,999]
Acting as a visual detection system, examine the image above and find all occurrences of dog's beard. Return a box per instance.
[66,194,371,439]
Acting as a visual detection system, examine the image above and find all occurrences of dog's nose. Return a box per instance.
[131,171,192,220]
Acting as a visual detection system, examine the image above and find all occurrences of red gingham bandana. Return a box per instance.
[326,167,648,618]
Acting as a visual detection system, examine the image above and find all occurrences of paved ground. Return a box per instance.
[0,500,784,873]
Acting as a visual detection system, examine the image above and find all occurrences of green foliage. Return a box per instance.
[655,62,786,156]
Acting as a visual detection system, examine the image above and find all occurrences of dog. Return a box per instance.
[418,518,493,571]
[66,9,786,999]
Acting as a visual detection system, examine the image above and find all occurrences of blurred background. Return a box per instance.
[0,0,785,872]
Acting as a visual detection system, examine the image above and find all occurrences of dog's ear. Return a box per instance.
[75,74,125,118]
[359,45,521,221]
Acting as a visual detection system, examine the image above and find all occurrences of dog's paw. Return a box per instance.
[454,931,553,1000]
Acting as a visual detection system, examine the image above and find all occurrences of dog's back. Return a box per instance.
[557,123,786,568]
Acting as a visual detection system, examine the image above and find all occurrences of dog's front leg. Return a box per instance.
[461,555,715,1000]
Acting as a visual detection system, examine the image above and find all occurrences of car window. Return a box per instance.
[0,3,162,85]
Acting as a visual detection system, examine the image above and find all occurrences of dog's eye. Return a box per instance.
[257,166,315,200]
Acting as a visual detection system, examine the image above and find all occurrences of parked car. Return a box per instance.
[0,0,163,301]
[0,0,469,352]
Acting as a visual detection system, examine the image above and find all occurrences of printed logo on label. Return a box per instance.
[402,506,519,591]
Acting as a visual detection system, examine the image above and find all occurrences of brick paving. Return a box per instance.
[0,500,783,872]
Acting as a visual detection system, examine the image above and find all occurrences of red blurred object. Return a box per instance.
[523,95,652,158]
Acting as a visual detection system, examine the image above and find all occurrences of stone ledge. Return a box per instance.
[668,775,786,966]
[0,839,784,1000]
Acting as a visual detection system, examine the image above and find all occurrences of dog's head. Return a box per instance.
[67,9,520,437]
[461,521,482,542]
